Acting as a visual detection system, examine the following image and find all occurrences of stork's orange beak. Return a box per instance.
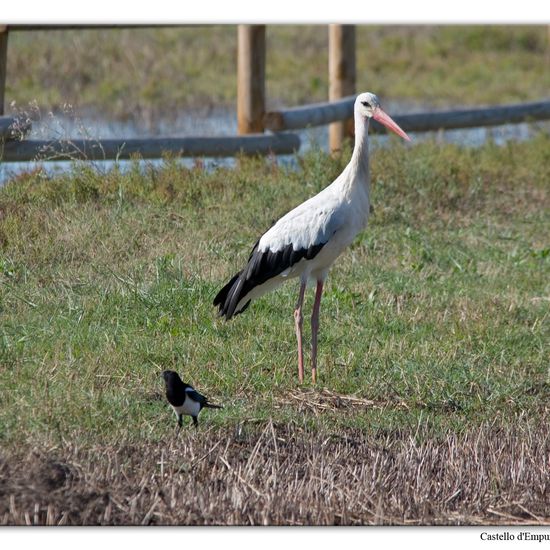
[373,108,411,141]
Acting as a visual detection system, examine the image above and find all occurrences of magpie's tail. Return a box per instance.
[205,402,223,409]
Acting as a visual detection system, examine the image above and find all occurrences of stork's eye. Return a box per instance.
[361,101,371,108]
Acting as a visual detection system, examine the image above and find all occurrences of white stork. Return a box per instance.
[214,92,410,384]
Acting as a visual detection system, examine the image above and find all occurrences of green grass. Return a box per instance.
[5,25,550,122]
[0,135,549,449]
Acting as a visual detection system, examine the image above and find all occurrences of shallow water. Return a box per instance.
[0,104,546,185]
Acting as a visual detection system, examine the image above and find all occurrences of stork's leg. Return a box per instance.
[311,280,324,384]
[294,280,307,384]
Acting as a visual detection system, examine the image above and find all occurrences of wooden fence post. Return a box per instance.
[237,25,266,134]
[328,24,356,154]
[0,26,8,116]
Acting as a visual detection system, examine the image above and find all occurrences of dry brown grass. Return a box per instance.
[1,420,548,526]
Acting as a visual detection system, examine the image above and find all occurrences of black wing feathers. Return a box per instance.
[213,273,239,308]
[213,240,326,320]
[185,388,207,406]
[186,388,223,410]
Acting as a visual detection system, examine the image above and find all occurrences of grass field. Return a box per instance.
[0,133,548,524]
[5,25,550,124]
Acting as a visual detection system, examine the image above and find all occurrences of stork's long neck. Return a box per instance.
[347,110,370,185]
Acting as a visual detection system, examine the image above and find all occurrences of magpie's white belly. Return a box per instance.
[173,398,201,417]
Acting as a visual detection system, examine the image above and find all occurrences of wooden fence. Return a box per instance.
[264,97,550,134]
[0,24,549,163]
[0,133,300,162]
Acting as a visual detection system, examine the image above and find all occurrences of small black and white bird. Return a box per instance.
[161,370,223,429]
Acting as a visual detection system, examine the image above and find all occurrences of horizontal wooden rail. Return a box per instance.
[0,133,300,162]
[265,99,354,131]
[0,116,32,140]
[265,97,550,133]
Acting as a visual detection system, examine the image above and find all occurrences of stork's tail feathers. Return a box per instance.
[213,272,251,320]
[204,402,223,409]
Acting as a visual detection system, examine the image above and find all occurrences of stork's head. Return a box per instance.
[355,92,410,141]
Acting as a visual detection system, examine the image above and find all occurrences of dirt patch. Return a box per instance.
[32,460,73,491]
[0,421,548,526]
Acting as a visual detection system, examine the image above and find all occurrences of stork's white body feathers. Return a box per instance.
[235,163,371,314]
